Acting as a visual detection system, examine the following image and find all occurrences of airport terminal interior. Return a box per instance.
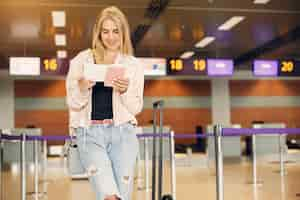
[1,0,300,200]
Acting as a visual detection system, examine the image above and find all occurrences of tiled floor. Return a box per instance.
[2,154,300,200]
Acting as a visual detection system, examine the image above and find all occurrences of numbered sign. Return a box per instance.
[167,58,207,75]
[40,58,69,75]
[279,60,300,76]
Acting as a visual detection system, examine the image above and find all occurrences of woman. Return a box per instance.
[66,6,144,200]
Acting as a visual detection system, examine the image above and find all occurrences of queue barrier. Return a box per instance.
[1,127,300,200]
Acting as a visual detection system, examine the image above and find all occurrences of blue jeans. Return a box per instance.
[76,123,139,200]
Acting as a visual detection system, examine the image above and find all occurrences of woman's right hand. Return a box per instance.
[78,78,95,91]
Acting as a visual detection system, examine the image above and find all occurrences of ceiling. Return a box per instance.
[0,0,300,69]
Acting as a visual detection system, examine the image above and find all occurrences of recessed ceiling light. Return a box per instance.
[195,37,215,48]
[180,51,194,59]
[52,11,66,27]
[218,16,245,31]
[55,34,66,46]
[253,0,271,4]
[57,50,67,58]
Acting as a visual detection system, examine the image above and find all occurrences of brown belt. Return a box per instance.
[91,119,113,125]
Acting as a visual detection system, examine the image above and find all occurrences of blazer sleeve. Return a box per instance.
[65,52,91,111]
[120,58,144,115]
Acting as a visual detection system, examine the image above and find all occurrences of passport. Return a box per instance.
[83,63,126,86]
[104,66,126,87]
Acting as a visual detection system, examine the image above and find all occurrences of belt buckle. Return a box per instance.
[104,119,113,124]
[91,119,113,125]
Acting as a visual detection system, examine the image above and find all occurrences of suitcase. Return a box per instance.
[152,100,173,200]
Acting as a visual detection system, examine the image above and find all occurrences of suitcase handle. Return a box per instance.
[152,100,164,200]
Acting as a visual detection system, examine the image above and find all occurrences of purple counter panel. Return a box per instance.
[253,60,278,77]
[207,59,234,76]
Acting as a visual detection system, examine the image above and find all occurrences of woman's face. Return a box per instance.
[100,18,122,52]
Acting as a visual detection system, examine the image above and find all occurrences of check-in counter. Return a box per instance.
[252,123,286,162]
[137,126,172,160]
[2,128,42,164]
[206,124,242,164]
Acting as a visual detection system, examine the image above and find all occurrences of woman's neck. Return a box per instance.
[103,50,119,64]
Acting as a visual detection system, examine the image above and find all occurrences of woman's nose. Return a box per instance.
[108,32,114,39]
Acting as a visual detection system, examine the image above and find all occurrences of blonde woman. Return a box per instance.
[66,6,144,200]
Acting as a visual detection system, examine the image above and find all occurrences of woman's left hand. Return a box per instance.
[112,77,129,94]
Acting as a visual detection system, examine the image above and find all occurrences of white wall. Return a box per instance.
[0,78,14,129]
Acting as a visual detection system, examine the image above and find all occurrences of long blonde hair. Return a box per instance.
[92,6,133,62]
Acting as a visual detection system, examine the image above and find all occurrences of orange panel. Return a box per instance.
[230,80,300,96]
[15,80,66,97]
[231,107,300,128]
[137,108,212,144]
[15,110,69,145]
[144,80,211,97]
[15,79,211,98]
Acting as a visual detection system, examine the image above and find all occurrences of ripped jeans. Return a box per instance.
[75,123,139,200]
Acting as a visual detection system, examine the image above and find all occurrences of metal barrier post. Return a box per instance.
[214,124,224,200]
[279,134,286,177]
[253,183,259,200]
[252,134,257,184]
[42,140,48,194]
[34,139,38,199]
[152,105,157,200]
[144,137,150,193]
[251,134,264,185]
[137,144,143,190]
[20,134,26,200]
[158,102,164,200]
[33,139,43,200]
[280,171,286,200]
[152,100,164,200]
[169,131,176,200]
[0,131,3,200]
